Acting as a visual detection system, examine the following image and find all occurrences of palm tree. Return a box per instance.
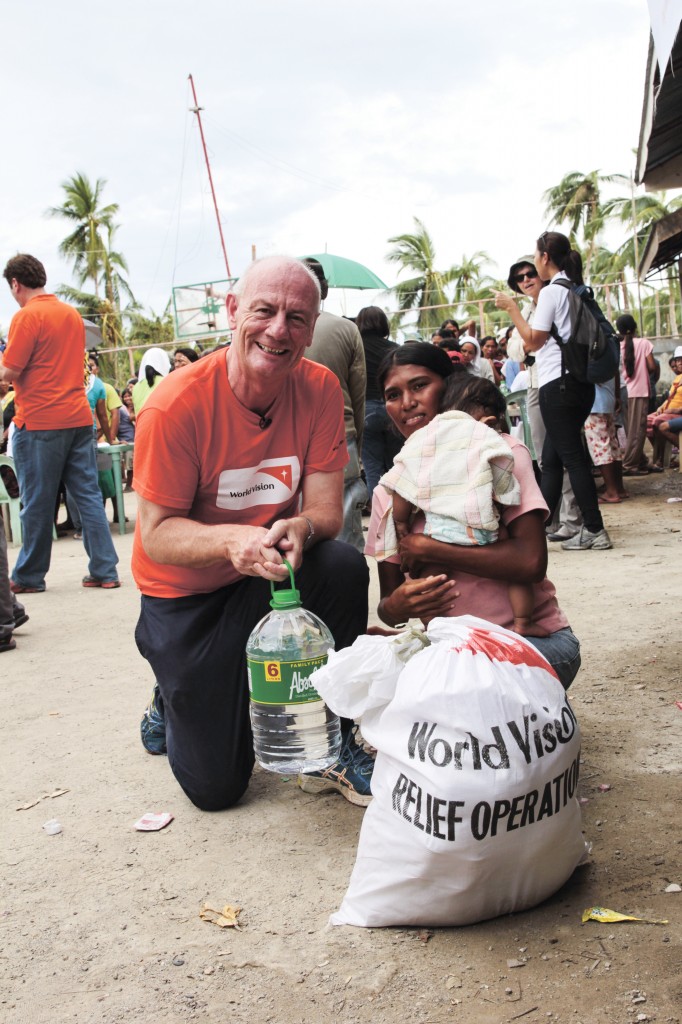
[543,170,627,277]
[48,174,136,353]
[47,172,119,297]
[585,242,626,317]
[127,304,175,348]
[610,190,682,335]
[101,227,136,311]
[451,251,492,304]
[385,218,457,331]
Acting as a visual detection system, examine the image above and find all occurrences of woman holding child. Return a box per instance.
[363,342,581,690]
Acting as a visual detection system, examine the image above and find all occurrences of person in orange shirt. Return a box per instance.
[133,256,371,811]
[0,254,120,592]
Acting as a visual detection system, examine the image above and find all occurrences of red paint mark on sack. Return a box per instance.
[451,629,559,679]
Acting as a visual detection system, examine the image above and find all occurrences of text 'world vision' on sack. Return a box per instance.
[407,698,578,770]
[389,698,581,843]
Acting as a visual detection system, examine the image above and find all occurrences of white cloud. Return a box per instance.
[0,0,664,335]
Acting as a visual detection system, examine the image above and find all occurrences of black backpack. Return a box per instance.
[550,279,620,385]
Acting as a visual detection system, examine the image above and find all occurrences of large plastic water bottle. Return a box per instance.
[246,561,341,775]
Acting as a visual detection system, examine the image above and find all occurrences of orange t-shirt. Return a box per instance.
[132,351,348,598]
[3,294,91,429]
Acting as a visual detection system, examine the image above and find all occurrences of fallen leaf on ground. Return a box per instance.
[507,958,526,968]
[582,906,668,925]
[16,788,70,811]
[199,902,242,929]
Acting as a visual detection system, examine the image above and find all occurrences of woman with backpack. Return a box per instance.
[493,231,611,551]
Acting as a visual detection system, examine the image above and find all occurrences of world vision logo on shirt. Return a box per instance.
[216,457,301,510]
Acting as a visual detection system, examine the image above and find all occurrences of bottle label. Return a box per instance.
[247,655,328,705]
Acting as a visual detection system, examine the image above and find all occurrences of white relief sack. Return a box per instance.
[311,626,430,721]
[313,616,587,928]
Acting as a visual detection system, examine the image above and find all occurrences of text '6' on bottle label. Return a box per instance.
[247,655,328,705]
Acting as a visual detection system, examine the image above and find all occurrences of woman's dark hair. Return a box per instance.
[174,346,199,363]
[615,314,637,334]
[440,372,507,430]
[88,351,99,366]
[377,341,455,394]
[536,231,584,286]
[616,313,638,379]
[145,365,160,386]
[440,318,459,332]
[356,306,390,338]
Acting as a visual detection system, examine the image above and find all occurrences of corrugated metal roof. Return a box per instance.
[636,29,682,190]
[639,207,682,277]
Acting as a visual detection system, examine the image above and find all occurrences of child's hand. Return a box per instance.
[394,520,410,542]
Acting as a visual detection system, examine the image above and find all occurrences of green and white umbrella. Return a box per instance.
[302,253,387,290]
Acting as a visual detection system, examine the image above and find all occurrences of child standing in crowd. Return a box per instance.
[618,314,658,476]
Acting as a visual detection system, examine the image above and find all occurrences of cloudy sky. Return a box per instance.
[0,0,656,334]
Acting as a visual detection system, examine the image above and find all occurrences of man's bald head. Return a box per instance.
[231,256,321,307]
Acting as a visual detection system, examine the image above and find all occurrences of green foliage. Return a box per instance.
[127,306,175,351]
[386,218,458,332]
[47,172,136,350]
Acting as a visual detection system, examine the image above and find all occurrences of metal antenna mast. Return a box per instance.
[188,73,231,278]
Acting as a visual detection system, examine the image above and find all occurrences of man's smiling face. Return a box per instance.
[226,259,320,382]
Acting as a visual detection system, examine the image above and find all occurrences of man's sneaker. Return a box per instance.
[546,525,580,542]
[297,728,374,807]
[561,526,612,551]
[140,684,167,755]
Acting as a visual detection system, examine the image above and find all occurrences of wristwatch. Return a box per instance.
[301,515,314,549]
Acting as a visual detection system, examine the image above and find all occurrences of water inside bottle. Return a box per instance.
[246,605,341,775]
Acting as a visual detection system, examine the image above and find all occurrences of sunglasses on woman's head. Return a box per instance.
[514,269,538,283]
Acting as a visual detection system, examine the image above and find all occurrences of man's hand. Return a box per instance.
[263,516,309,573]
[226,525,289,580]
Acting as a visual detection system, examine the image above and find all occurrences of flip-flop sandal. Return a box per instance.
[648,465,664,473]
[82,575,121,589]
[598,496,621,504]
[0,638,17,653]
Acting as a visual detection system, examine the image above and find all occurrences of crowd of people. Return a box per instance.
[1,243,680,815]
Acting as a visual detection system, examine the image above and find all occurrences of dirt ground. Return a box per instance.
[2,470,681,1024]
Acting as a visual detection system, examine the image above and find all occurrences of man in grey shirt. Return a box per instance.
[304,259,367,551]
